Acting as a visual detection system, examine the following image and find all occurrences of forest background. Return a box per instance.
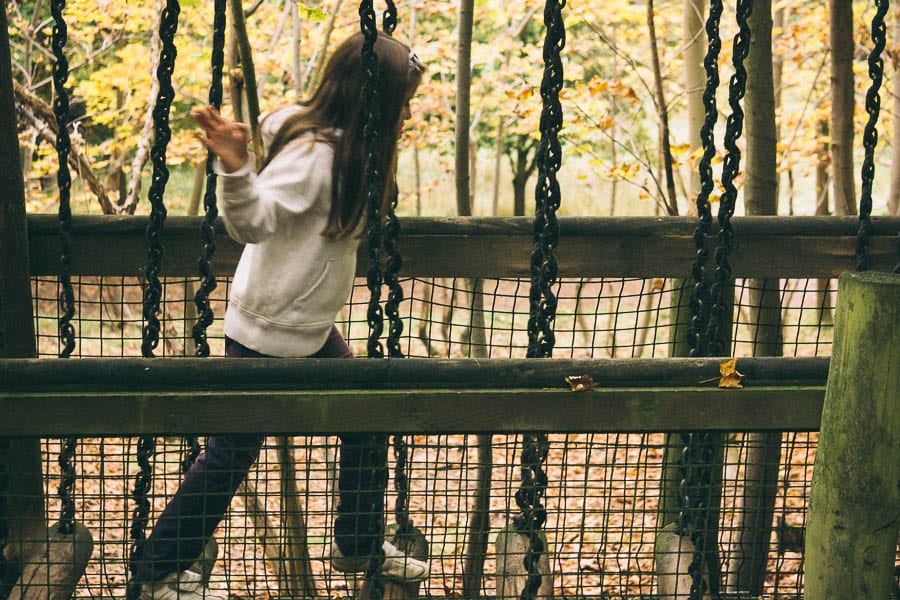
[8,0,900,222]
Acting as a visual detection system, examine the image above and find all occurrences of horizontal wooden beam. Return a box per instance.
[0,387,824,436]
[0,357,826,435]
[0,356,829,391]
[26,215,900,278]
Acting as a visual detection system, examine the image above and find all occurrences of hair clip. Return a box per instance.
[409,50,422,69]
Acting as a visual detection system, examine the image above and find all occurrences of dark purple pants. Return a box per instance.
[135,327,388,582]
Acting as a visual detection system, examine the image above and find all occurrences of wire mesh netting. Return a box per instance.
[6,274,896,599]
[31,275,836,360]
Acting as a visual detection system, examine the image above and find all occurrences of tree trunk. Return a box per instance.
[657,0,705,569]
[229,0,263,168]
[291,1,302,97]
[461,281,492,599]
[889,5,900,216]
[306,0,343,92]
[277,438,317,598]
[814,119,834,323]
[510,136,536,217]
[647,0,678,216]
[455,0,475,216]
[830,0,856,215]
[123,0,162,215]
[727,2,783,594]
[492,116,504,216]
[683,0,706,203]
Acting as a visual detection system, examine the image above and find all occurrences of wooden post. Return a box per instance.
[359,523,428,600]
[0,2,48,592]
[804,271,900,599]
[495,524,553,600]
[6,522,93,600]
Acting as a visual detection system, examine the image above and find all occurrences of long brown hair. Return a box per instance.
[265,31,425,239]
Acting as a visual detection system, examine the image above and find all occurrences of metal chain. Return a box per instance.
[363,434,388,600]
[677,431,716,600]
[57,437,78,535]
[51,0,80,540]
[679,2,753,598]
[192,0,227,356]
[687,0,723,359]
[392,434,411,533]
[517,5,564,599]
[384,186,405,358]
[512,433,550,600]
[141,0,180,358]
[181,437,202,475]
[361,0,385,360]
[857,0,888,272]
[359,5,387,598]
[679,2,735,598]
[705,0,750,359]
[382,0,397,35]
[127,436,156,600]
[51,0,76,359]
[526,0,565,361]
[130,2,178,595]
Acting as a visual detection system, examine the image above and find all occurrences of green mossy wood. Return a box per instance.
[804,272,900,599]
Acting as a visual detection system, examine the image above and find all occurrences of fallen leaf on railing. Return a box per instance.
[565,374,596,392]
[718,358,745,389]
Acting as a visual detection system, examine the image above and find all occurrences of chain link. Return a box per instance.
[192,0,226,356]
[677,431,716,600]
[51,0,77,359]
[857,0,888,272]
[127,436,156,600]
[392,434,412,533]
[363,434,388,600]
[526,0,565,361]
[512,433,550,600]
[50,0,81,540]
[181,436,202,475]
[142,0,180,358]
[382,0,397,35]
[687,0,722,359]
[360,6,387,598]
[130,2,179,594]
[680,2,737,598]
[57,437,78,534]
[360,0,385,360]
[705,0,750,359]
[518,4,564,598]
[384,186,405,358]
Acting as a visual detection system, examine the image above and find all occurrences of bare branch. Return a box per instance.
[14,81,114,213]
[122,0,163,215]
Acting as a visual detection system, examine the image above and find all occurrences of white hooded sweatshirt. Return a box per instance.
[216,105,358,357]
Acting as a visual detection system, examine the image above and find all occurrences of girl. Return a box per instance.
[137,31,427,599]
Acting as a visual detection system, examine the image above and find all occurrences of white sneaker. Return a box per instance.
[331,540,430,582]
[140,570,226,599]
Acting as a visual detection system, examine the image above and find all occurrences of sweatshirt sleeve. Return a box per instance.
[217,137,332,245]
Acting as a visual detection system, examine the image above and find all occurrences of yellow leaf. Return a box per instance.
[718,358,745,389]
[565,374,596,392]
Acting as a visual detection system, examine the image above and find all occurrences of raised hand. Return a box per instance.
[192,106,251,173]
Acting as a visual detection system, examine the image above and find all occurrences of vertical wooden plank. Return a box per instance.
[0,1,48,588]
